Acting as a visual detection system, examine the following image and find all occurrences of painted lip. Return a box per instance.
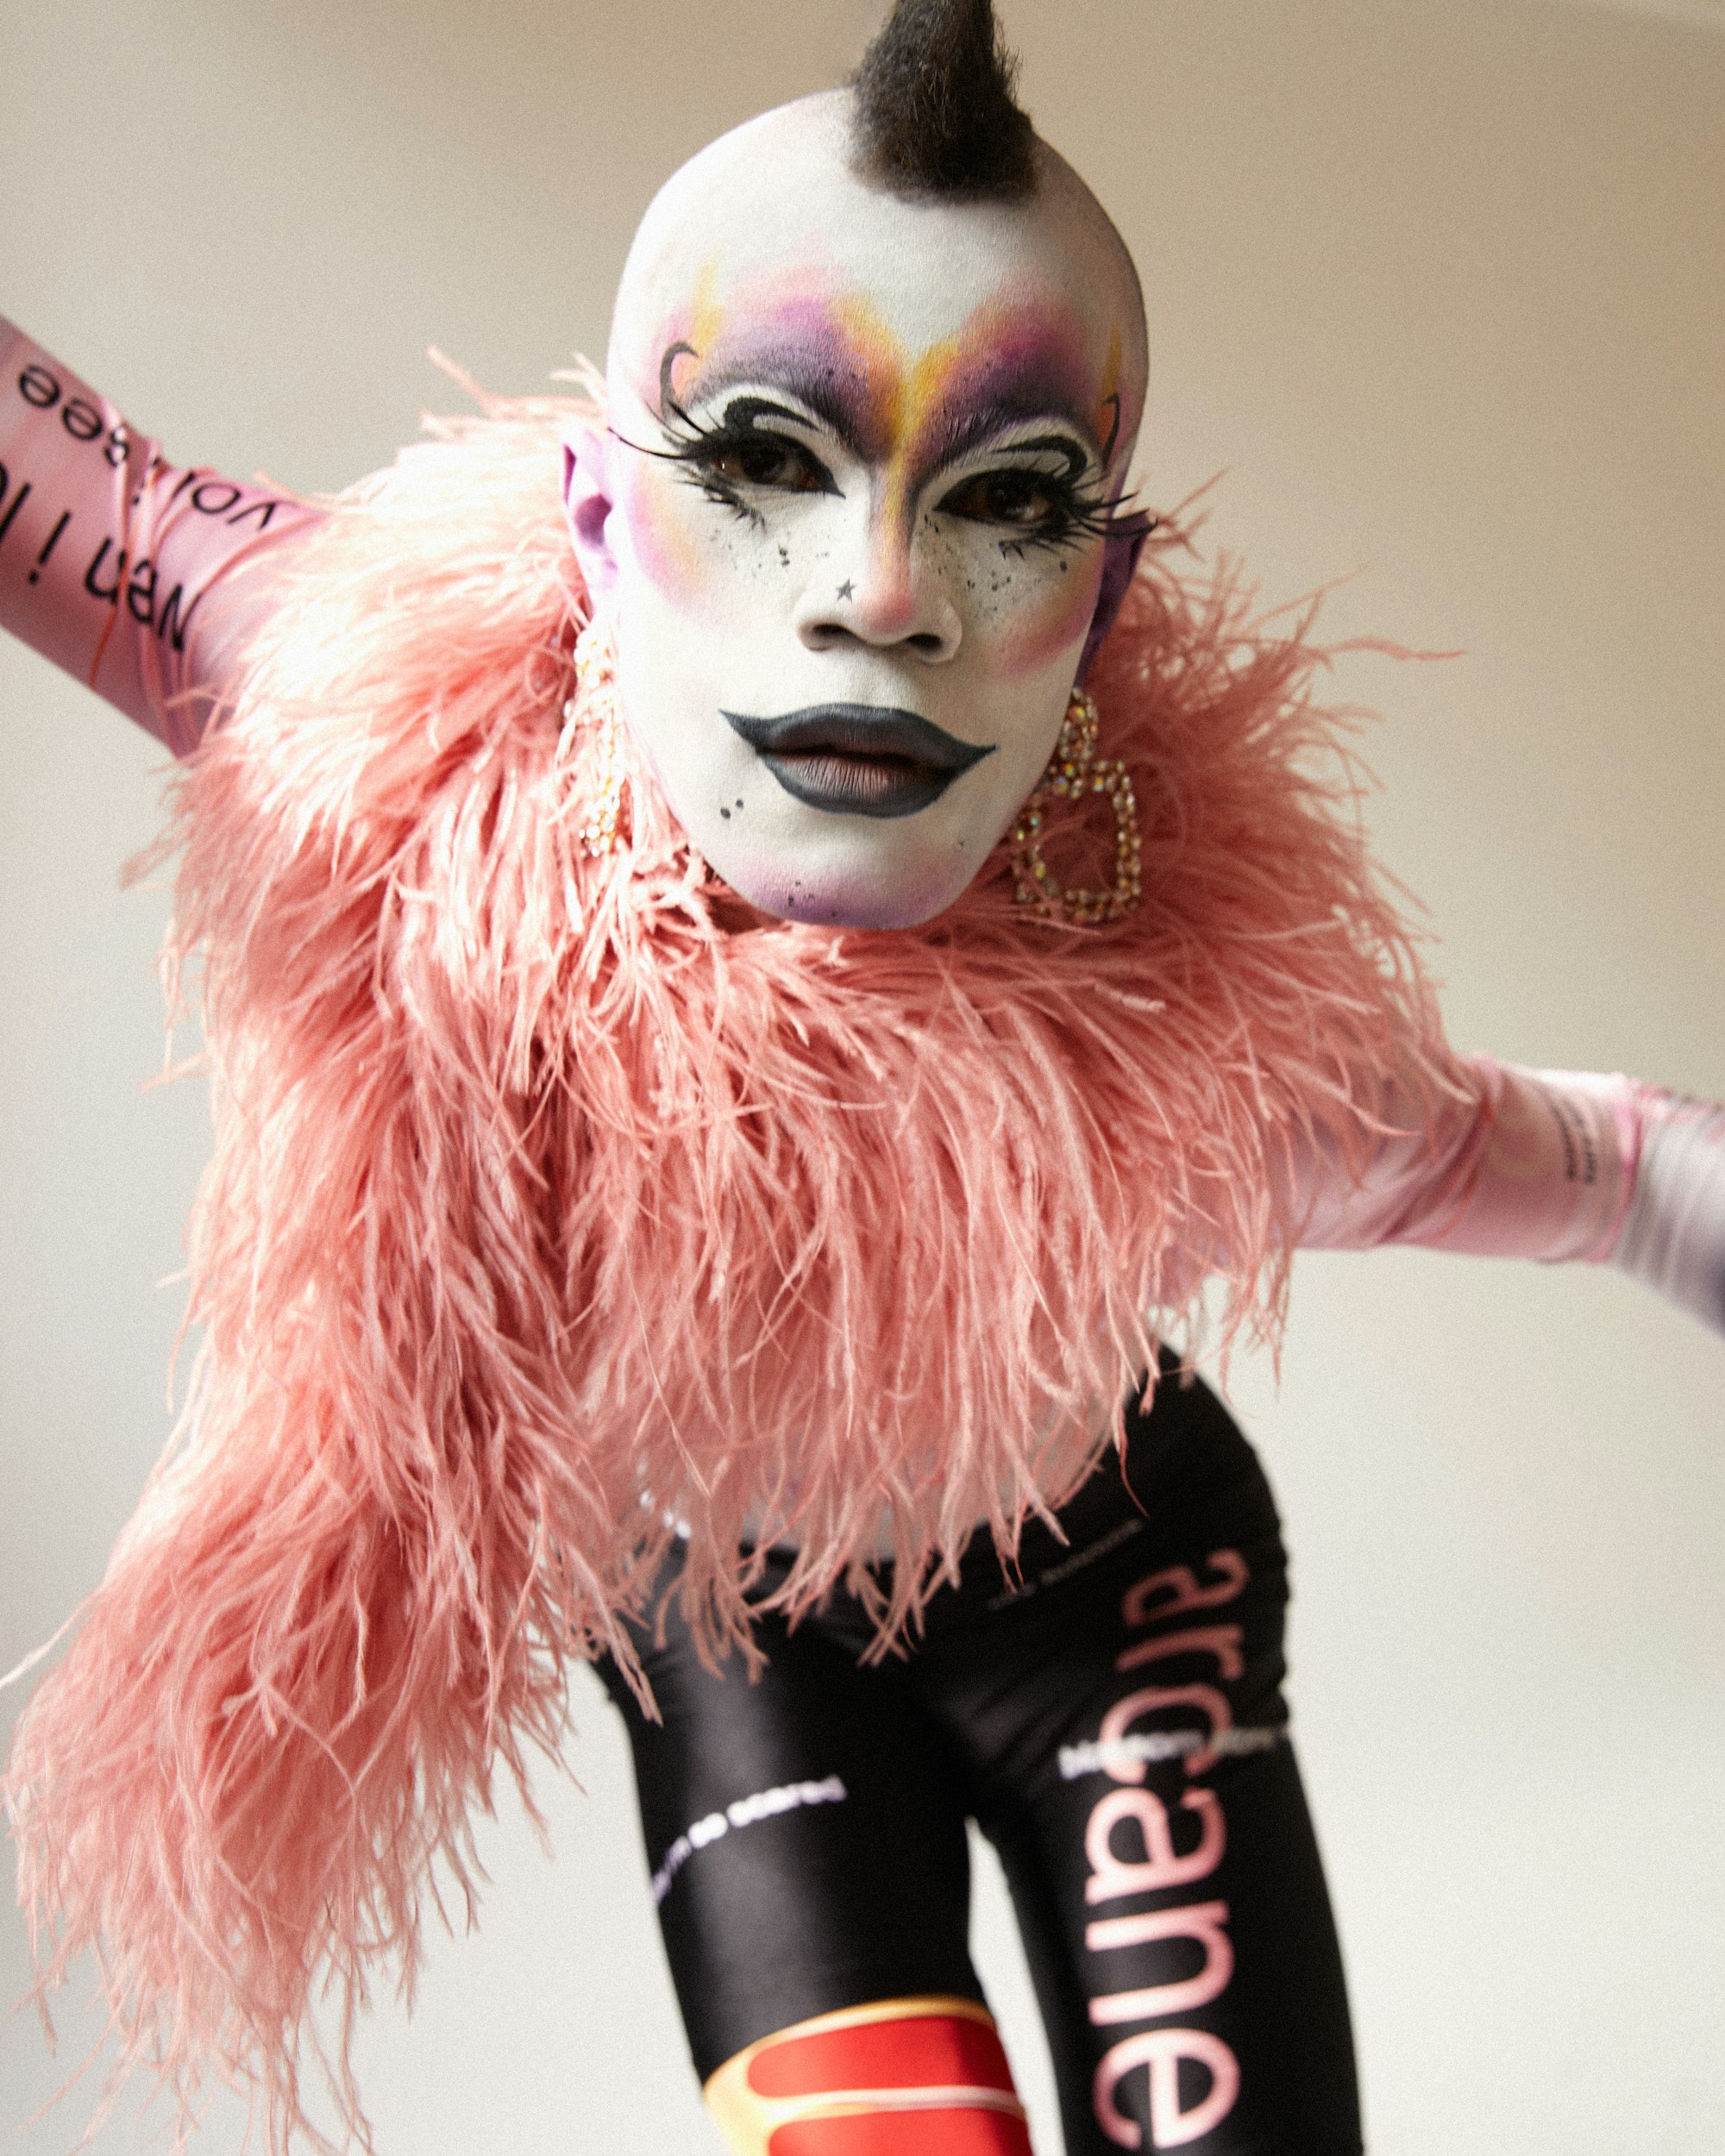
[721,704,995,819]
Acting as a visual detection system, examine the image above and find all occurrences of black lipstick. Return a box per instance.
[721,704,995,819]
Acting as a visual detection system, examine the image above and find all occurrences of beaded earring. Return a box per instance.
[1010,685,1143,925]
[563,613,626,857]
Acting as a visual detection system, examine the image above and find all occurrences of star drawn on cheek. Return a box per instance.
[837,580,856,600]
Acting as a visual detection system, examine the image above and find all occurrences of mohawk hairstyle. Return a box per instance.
[851,0,1038,200]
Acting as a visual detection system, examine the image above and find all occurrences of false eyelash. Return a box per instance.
[674,448,763,526]
[605,412,755,524]
[624,398,822,525]
[657,391,731,455]
[614,402,1151,554]
[654,394,739,473]
[990,483,1148,560]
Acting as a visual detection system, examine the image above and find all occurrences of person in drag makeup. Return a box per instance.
[1,3,1720,2152]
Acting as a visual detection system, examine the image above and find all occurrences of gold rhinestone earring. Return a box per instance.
[562,613,626,856]
[1011,685,1143,926]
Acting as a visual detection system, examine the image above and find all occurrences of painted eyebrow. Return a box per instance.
[665,343,1101,479]
[662,348,871,459]
[922,404,1100,477]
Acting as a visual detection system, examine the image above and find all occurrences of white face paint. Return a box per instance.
[567,95,1147,928]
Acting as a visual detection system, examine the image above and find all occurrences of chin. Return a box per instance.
[726,849,970,931]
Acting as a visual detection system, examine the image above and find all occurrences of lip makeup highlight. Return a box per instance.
[722,703,995,818]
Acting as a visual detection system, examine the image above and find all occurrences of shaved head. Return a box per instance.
[566,91,1151,929]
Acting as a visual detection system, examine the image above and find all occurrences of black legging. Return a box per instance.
[599,1368,1362,2153]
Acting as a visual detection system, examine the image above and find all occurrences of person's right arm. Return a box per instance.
[0,317,322,753]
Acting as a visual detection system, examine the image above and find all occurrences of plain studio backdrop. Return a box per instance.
[2,3,1721,2150]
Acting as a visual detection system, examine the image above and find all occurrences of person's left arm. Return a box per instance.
[1298,1054,1725,1337]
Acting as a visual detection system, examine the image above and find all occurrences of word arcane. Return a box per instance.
[1082,1545,1259,2151]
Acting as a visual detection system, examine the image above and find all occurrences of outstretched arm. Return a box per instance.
[1605,1089,1725,1336]
[1300,1055,1725,1338]
[0,318,322,753]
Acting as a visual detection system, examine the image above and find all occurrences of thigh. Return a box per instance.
[597,1566,986,2082]
[924,1377,1362,2155]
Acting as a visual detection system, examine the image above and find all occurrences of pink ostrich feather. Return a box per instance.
[6,386,1442,2148]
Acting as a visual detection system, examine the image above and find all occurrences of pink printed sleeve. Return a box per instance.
[1297,1053,1725,1337]
[1297,1055,1640,1264]
[0,318,322,754]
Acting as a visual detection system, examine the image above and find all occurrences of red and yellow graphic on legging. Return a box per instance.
[704,1996,1032,2156]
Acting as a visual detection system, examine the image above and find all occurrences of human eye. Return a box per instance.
[933,433,1107,552]
[662,393,839,515]
[939,468,1075,530]
[698,429,833,496]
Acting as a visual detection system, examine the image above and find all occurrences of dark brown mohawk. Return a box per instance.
[850,0,1037,199]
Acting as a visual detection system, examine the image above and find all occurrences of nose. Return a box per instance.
[794,499,962,662]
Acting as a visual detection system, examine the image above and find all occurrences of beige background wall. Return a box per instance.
[3,3,1722,2150]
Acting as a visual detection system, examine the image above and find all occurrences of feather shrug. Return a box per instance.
[6,385,1440,2148]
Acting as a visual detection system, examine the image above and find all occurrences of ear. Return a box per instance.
[561,421,621,599]
[1077,512,1154,683]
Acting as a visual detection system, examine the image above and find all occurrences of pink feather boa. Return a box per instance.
[6,385,1441,2147]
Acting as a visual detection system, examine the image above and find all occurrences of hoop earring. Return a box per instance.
[1011,685,1142,926]
[563,613,626,856]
